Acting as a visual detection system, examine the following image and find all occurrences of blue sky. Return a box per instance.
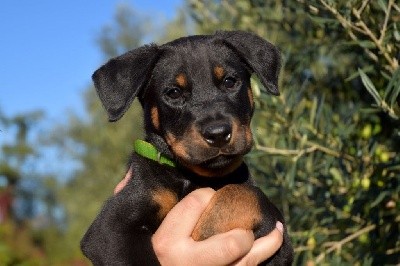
[0,1,183,181]
[0,0,182,121]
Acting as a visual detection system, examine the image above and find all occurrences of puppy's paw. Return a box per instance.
[191,184,262,241]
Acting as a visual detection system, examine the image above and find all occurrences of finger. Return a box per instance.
[114,167,132,194]
[235,221,284,266]
[156,188,215,238]
[192,229,255,266]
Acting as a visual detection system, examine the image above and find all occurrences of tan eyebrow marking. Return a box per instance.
[213,66,225,80]
[175,73,187,88]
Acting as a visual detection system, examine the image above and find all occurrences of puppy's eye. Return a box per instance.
[223,77,237,89]
[165,87,183,99]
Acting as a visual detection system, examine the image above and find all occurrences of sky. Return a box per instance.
[0,0,182,121]
[0,0,183,180]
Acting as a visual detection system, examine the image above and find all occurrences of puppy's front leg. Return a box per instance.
[191,184,293,266]
[81,188,160,266]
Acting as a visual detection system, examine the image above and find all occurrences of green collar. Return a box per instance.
[134,139,176,168]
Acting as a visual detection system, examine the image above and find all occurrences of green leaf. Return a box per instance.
[309,97,318,128]
[384,67,400,100]
[329,167,343,185]
[370,191,390,208]
[307,14,338,26]
[359,69,382,105]
[378,0,388,13]
[394,23,400,41]
[387,164,400,171]
[345,66,373,82]
[358,40,377,49]
[286,162,297,189]
[341,40,376,49]
[314,94,325,129]
[390,84,400,108]
[360,108,381,114]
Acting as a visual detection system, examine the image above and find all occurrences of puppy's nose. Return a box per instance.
[202,122,232,147]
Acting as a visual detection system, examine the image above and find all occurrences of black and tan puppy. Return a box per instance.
[81,30,293,265]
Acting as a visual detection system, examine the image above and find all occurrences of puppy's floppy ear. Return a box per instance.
[215,30,281,95]
[92,44,160,121]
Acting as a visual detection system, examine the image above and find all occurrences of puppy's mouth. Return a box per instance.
[200,154,241,169]
[175,145,250,166]
[178,153,244,177]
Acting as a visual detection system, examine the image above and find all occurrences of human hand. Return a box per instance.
[152,188,284,266]
[115,170,284,265]
[114,166,133,194]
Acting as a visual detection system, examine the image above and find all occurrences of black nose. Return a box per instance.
[202,122,232,147]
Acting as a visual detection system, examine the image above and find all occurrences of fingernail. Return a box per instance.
[276,221,284,234]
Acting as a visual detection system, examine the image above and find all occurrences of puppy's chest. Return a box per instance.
[132,153,255,226]
[131,157,196,229]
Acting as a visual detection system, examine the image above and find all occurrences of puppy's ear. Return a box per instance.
[92,44,160,121]
[216,31,281,95]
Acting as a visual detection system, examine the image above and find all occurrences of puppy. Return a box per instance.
[81,30,293,265]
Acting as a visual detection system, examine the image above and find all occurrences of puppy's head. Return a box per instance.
[93,31,281,177]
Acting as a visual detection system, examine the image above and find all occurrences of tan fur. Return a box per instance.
[152,188,178,220]
[151,106,160,130]
[248,87,254,110]
[213,66,225,80]
[176,73,187,88]
[191,184,262,241]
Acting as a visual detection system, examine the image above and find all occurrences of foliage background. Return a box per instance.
[0,0,399,265]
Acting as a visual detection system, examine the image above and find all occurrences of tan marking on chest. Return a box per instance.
[152,188,178,220]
